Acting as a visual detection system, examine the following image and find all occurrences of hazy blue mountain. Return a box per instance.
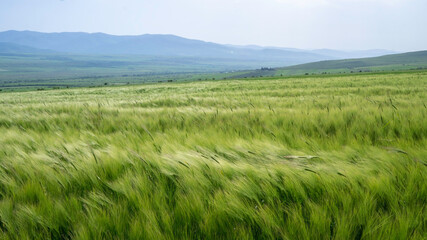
[0,30,331,65]
[309,49,396,59]
[0,30,398,65]
[225,44,395,59]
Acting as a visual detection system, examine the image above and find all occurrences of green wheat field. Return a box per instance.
[0,72,426,239]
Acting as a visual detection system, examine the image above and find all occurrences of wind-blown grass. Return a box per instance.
[0,72,426,239]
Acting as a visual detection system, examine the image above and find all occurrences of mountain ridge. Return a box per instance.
[0,30,394,64]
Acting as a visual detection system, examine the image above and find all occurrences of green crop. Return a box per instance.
[0,72,426,239]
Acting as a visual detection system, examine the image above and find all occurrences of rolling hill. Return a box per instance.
[283,50,427,70]
[272,50,427,76]
[228,50,427,78]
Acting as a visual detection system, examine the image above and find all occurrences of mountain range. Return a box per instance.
[0,30,395,66]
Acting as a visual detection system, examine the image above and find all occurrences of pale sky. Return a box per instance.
[1,0,426,51]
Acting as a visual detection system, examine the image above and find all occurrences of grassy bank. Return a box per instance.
[0,72,426,239]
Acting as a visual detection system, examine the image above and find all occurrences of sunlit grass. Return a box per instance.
[0,72,426,239]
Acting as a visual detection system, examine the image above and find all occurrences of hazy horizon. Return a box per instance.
[1,0,426,52]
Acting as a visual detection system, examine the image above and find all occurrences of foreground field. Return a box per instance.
[0,72,426,239]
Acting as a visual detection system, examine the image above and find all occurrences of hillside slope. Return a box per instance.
[275,50,427,75]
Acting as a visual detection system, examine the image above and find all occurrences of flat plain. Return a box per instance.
[0,72,426,239]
